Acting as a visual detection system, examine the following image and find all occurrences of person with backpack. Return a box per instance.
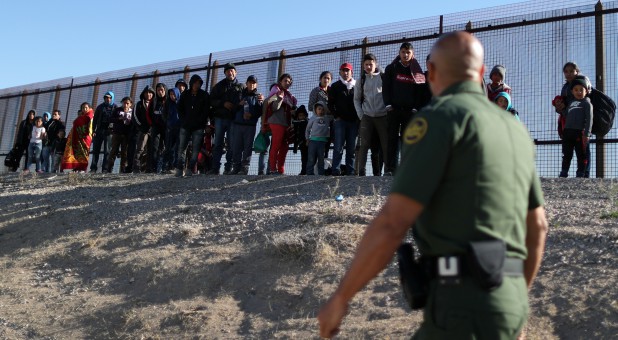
[555,63,591,177]
[560,77,593,178]
[353,53,388,176]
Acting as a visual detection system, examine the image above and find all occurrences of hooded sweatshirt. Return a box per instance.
[382,56,426,111]
[177,74,210,131]
[17,110,36,146]
[354,69,387,119]
[133,86,155,133]
[305,102,333,141]
[166,88,181,128]
[93,91,117,132]
[150,83,167,129]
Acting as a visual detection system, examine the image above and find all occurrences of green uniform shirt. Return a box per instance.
[391,81,544,259]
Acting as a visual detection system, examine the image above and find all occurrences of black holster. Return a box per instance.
[396,243,428,310]
[467,240,506,291]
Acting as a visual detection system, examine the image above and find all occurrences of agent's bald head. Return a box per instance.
[428,31,485,96]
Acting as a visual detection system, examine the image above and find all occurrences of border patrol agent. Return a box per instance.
[318,31,548,339]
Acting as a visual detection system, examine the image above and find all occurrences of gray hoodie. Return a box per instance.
[353,71,387,119]
[305,102,332,140]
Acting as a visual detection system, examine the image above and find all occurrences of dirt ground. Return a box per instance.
[0,173,616,339]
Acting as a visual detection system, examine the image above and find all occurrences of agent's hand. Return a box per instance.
[257,93,264,102]
[317,294,348,338]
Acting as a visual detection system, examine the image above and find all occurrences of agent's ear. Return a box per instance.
[478,64,486,84]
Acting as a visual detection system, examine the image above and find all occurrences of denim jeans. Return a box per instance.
[231,124,256,171]
[163,125,180,171]
[307,140,326,175]
[148,125,166,173]
[28,142,43,171]
[90,129,111,172]
[332,119,359,175]
[177,127,204,171]
[212,118,234,172]
[41,145,53,172]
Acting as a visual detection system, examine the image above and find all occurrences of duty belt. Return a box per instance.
[422,256,524,279]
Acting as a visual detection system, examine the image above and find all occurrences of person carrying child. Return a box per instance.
[306,101,332,175]
[486,64,512,102]
[231,75,264,175]
[105,96,133,173]
[560,77,593,178]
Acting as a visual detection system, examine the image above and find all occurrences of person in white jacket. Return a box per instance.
[354,53,389,176]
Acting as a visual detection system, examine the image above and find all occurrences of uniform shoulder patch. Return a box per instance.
[403,117,428,144]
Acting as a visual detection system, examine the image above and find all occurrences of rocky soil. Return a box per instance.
[0,173,616,339]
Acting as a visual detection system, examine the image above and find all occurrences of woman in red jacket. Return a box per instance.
[61,102,94,172]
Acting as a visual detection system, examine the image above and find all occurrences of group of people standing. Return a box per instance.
[10,43,435,177]
[10,42,588,178]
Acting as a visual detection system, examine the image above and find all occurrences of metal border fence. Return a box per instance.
[1,0,617,177]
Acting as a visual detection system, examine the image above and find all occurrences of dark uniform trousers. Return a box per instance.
[412,276,528,340]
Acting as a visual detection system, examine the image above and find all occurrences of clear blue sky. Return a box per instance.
[0,0,525,90]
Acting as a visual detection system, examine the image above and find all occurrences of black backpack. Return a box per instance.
[589,88,616,136]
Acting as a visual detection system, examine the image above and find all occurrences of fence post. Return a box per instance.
[361,37,368,64]
[65,79,74,123]
[92,78,101,108]
[205,53,213,90]
[210,60,219,91]
[595,0,606,178]
[152,70,160,88]
[130,73,139,102]
[278,50,287,78]
[12,90,28,146]
[53,85,61,111]
[32,89,40,112]
[440,15,444,34]
[183,65,191,83]
[465,21,472,31]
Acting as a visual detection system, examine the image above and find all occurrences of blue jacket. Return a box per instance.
[93,91,117,132]
[166,88,181,128]
[233,89,263,126]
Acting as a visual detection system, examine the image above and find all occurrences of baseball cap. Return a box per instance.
[246,75,258,83]
[340,63,353,71]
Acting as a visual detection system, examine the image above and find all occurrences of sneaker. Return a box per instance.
[206,169,220,175]
[383,171,393,176]
[36,170,44,174]
[175,169,184,177]
[22,169,30,174]
[223,168,232,175]
[257,170,265,175]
